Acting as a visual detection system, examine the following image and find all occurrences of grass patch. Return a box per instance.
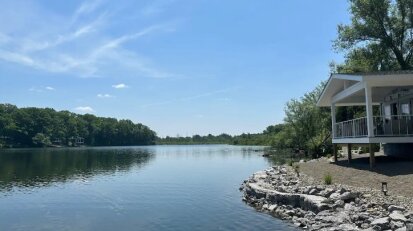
[324,173,332,185]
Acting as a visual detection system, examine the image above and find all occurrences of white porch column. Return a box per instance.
[364,83,374,137]
[331,103,336,138]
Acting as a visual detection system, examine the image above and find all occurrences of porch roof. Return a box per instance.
[317,71,413,107]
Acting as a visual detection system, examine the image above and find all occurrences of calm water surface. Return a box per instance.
[0,145,296,231]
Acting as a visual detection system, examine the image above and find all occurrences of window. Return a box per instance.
[384,105,391,120]
[401,103,410,115]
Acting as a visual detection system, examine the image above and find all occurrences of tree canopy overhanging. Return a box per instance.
[334,0,413,72]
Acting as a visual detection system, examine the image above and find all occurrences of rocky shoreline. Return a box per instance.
[240,165,413,231]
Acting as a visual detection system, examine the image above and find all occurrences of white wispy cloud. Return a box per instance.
[29,86,56,92]
[97,93,114,98]
[20,15,106,53]
[112,83,128,89]
[74,0,103,19]
[140,0,174,17]
[74,106,95,113]
[0,1,180,79]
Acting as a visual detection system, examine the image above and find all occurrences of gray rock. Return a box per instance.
[360,223,370,229]
[388,205,405,213]
[268,204,277,212]
[395,227,407,231]
[344,203,355,211]
[390,211,407,222]
[358,213,370,220]
[339,191,357,201]
[334,199,345,208]
[329,192,341,200]
[371,217,390,229]
[296,217,309,225]
[391,221,406,229]
[309,188,317,195]
[323,188,335,198]
[315,210,350,224]
[285,210,296,216]
[337,223,359,230]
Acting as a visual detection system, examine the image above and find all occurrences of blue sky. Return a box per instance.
[0,0,349,137]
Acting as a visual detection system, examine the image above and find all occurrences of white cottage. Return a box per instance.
[317,71,413,167]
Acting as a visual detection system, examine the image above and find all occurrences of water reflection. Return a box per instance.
[264,148,304,166]
[0,145,297,231]
[0,147,154,191]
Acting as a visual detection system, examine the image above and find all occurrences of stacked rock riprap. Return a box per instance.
[240,165,413,231]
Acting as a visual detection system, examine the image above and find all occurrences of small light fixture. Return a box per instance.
[381,182,388,196]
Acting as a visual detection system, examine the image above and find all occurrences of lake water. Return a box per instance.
[0,145,296,231]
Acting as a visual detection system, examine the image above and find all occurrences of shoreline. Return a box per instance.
[240,164,413,230]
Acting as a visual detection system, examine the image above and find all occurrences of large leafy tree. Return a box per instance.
[283,83,332,157]
[335,0,413,72]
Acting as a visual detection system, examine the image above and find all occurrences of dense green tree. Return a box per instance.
[281,83,331,157]
[0,104,156,148]
[32,133,51,147]
[335,0,413,72]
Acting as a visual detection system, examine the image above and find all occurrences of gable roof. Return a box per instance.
[317,71,413,107]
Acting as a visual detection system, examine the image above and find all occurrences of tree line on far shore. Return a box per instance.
[156,124,285,146]
[0,104,157,148]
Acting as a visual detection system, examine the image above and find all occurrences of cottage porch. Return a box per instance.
[317,71,413,167]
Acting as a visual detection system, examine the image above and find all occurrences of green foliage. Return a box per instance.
[287,159,294,167]
[0,103,156,148]
[32,133,51,147]
[334,0,413,72]
[156,125,286,146]
[324,173,333,185]
[274,82,332,158]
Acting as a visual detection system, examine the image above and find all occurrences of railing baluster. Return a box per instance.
[333,115,413,138]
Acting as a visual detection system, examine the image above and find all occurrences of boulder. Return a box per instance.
[329,192,341,200]
[339,192,357,201]
[315,210,350,224]
[333,200,345,209]
[388,205,405,213]
[371,217,390,230]
[308,188,317,195]
[395,227,407,231]
[391,221,406,230]
[268,204,277,212]
[390,211,407,222]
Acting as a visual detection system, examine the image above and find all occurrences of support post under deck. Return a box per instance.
[369,143,375,168]
[347,143,352,163]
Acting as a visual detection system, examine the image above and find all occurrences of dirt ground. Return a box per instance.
[299,153,413,199]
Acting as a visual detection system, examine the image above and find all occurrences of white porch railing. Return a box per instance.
[334,115,413,138]
[334,117,368,138]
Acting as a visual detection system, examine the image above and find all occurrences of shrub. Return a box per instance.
[293,164,300,177]
[287,160,294,166]
[324,173,332,185]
